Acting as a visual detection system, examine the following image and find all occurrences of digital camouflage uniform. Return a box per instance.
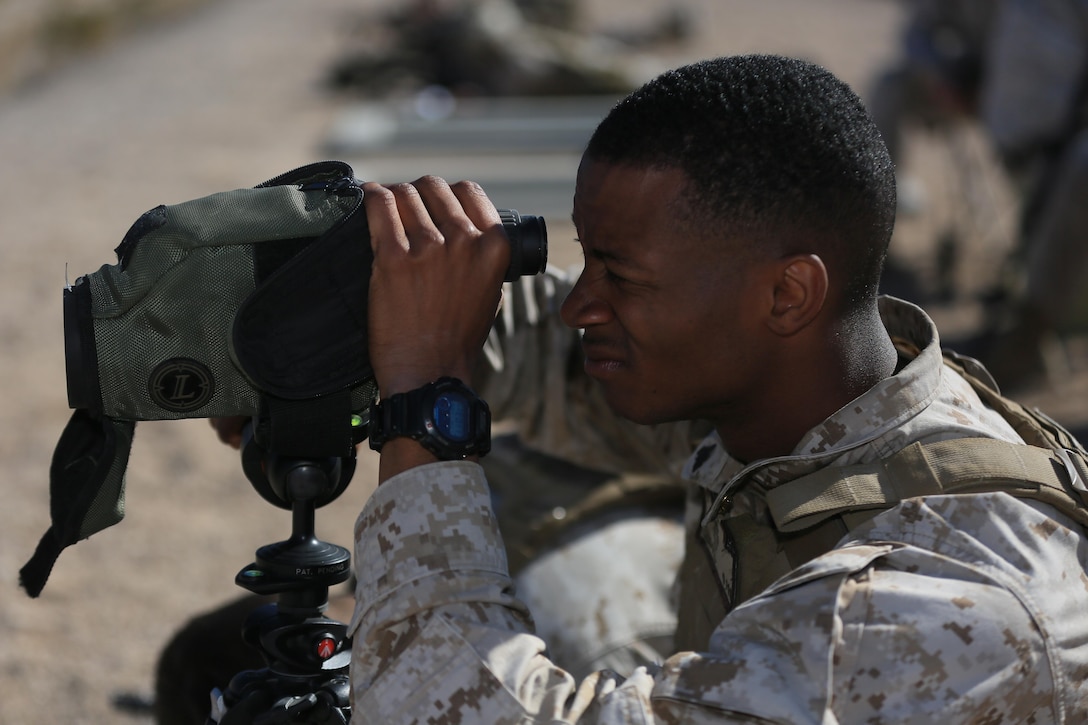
[348,296,1088,722]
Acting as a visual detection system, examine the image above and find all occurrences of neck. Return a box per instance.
[715,302,897,464]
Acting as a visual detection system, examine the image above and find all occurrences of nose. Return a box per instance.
[560,273,612,330]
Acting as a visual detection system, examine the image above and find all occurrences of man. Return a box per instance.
[351,55,1088,721]
[869,0,995,166]
[973,0,1088,389]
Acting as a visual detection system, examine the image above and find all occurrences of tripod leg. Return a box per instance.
[154,594,269,725]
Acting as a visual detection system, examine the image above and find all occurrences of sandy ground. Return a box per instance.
[1,1,1082,722]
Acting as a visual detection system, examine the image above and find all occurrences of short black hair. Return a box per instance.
[584,54,897,310]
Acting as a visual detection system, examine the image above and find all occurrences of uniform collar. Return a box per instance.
[683,296,945,503]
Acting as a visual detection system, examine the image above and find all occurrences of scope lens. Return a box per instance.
[498,209,548,281]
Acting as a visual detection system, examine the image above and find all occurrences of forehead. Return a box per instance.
[572,160,694,247]
[574,159,687,217]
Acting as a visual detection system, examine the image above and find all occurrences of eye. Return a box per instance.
[605,267,628,285]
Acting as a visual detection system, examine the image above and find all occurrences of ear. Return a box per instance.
[766,254,828,336]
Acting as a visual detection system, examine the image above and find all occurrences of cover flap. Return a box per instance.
[231,188,374,399]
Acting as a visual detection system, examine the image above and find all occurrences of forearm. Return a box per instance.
[374,437,443,484]
[348,458,694,723]
[348,461,607,722]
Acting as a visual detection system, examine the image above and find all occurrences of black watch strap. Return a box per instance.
[368,377,490,459]
[368,387,424,449]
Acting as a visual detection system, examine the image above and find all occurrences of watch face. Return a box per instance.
[433,391,472,442]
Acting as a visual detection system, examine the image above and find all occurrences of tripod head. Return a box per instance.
[210,422,356,724]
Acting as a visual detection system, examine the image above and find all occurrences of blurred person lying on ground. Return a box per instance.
[326,0,691,98]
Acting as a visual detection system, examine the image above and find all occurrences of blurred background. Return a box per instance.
[1,1,1085,722]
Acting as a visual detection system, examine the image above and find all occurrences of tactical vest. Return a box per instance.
[674,352,1088,651]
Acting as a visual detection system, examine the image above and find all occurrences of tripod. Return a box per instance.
[208,426,356,724]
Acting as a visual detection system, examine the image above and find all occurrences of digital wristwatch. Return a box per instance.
[367,377,491,459]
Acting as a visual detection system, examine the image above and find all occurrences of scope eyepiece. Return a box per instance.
[498,209,547,282]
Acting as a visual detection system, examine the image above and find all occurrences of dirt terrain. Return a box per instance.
[1,1,1082,723]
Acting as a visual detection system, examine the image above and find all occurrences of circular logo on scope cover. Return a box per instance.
[148,358,215,412]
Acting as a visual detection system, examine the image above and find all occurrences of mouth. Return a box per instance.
[580,337,625,378]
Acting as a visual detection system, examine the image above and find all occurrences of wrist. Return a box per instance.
[377,438,446,484]
[376,365,475,398]
[368,377,491,473]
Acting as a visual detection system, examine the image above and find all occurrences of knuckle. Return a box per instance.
[387,181,420,198]
[418,227,446,246]
[450,179,486,198]
[445,218,480,240]
[362,182,395,204]
[412,174,449,190]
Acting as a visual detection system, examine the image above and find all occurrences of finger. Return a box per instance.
[449,179,510,279]
[410,176,483,245]
[361,182,409,258]
[386,179,446,254]
[449,179,502,233]
[209,416,246,449]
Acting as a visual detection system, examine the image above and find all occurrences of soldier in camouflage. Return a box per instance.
[350,54,1088,722]
[974,0,1088,388]
[868,0,996,166]
[870,0,1088,390]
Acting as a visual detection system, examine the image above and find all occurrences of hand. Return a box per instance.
[210,416,247,449]
[363,176,509,396]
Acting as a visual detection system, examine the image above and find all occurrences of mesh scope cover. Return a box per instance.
[22,161,376,597]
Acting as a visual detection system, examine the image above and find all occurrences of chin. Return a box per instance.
[603,394,672,426]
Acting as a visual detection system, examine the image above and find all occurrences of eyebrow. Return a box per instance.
[584,243,650,274]
[571,213,648,271]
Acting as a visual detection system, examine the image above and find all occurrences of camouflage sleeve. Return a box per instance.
[349,465,1059,722]
[347,461,654,723]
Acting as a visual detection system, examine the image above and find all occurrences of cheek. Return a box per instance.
[622,272,752,366]
[630,307,709,370]
[646,297,750,372]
